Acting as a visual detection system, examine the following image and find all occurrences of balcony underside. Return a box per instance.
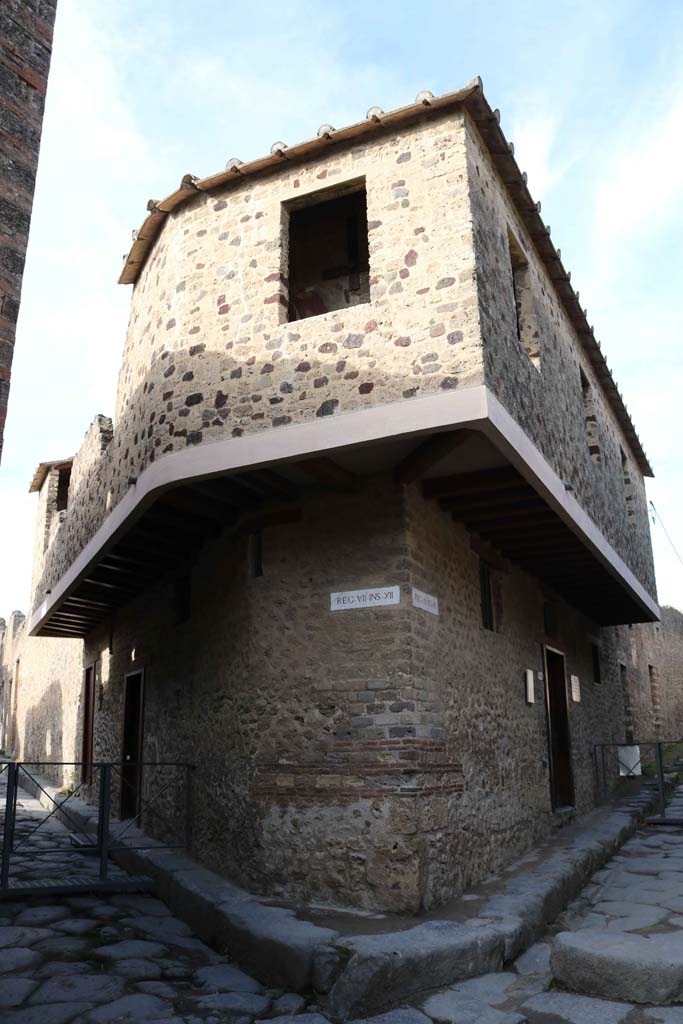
[30,389,658,639]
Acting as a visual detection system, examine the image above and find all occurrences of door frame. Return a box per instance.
[81,662,96,784]
[120,668,145,820]
[542,644,575,810]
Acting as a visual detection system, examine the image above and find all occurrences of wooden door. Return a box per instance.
[544,647,574,809]
[120,670,144,820]
[81,665,95,783]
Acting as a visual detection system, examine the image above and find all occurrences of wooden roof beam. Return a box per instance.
[395,430,471,485]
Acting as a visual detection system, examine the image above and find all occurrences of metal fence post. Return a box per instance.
[98,764,112,881]
[1,762,18,890]
[656,742,666,819]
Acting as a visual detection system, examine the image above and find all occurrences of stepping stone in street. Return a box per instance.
[28,974,125,1005]
[87,993,173,1022]
[94,939,167,960]
[195,963,263,993]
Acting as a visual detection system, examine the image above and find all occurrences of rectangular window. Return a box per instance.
[286,181,369,322]
[249,531,264,578]
[480,561,495,631]
[620,447,635,523]
[507,229,540,369]
[56,466,71,511]
[580,369,601,463]
[591,641,601,684]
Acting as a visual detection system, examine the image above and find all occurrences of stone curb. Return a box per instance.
[11,766,661,1019]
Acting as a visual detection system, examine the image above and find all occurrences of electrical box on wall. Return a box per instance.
[525,669,535,704]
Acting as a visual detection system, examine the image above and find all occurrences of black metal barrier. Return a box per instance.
[0,760,193,897]
[594,740,683,822]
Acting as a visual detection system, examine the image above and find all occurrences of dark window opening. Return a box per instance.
[543,601,558,639]
[175,574,191,623]
[56,466,71,512]
[507,229,540,369]
[480,561,495,631]
[249,531,263,578]
[580,369,601,463]
[591,641,602,684]
[287,184,370,322]
[620,447,635,522]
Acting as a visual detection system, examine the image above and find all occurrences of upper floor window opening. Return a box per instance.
[507,228,540,370]
[620,446,635,524]
[285,180,370,323]
[579,368,601,464]
[56,465,71,512]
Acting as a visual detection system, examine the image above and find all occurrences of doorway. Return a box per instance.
[543,647,574,810]
[81,665,95,784]
[121,670,144,820]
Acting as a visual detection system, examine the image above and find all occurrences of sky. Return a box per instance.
[1,0,682,617]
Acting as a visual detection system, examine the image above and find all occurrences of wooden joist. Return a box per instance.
[395,430,471,485]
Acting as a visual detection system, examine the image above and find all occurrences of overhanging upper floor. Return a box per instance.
[27,385,659,639]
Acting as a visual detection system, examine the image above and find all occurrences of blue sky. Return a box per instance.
[1,0,682,615]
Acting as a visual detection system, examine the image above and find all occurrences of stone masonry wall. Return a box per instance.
[464,118,656,597]
[0,608,83,789]
[31,109,483,609]
[0,0,57,460]
[404,485,632,906]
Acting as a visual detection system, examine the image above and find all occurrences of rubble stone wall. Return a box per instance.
[464,118,656,596]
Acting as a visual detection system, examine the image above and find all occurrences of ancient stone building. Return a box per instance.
[0,0,58,461]
[3,80,667,912]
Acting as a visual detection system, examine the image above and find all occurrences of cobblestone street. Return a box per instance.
[5,775,683,1022]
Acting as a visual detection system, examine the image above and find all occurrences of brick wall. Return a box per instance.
[0,0,57,460]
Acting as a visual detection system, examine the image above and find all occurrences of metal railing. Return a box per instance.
[0,760,193,896]
[594,740,683,820]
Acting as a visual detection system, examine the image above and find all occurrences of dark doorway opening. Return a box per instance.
[287,183,369,322]
[544,647,574,810]
[121,670,144,820]
[81,665,95,784]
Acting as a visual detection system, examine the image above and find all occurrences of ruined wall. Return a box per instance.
[0,609,83,789]
[464,117,656,597]
[0,0,57,460]
[657,607,683,738]
[31,109,483,609]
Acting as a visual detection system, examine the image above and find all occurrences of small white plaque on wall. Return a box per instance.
[571,674,581,702]
[412,588,439,616]
[330,586,400,611]
[525,669,535,704]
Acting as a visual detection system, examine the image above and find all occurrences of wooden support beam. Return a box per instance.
[440,490,536,514]
[460,506,555,529]
[394,430,471,485]
[423,465,522,497]
[158,489,230,525]
[298,457,357,491]
[246,469,300,500]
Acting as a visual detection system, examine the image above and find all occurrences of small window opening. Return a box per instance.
[620,447,635,523]
[249,531,263,578]
[480,561,495,631]
[175,574,191,624]
[56,466,71,512]
[507,229,540,369]
[580,369,601,463]
[591,641,602,684]
[543,601,558,639]
[286,183,369,322]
